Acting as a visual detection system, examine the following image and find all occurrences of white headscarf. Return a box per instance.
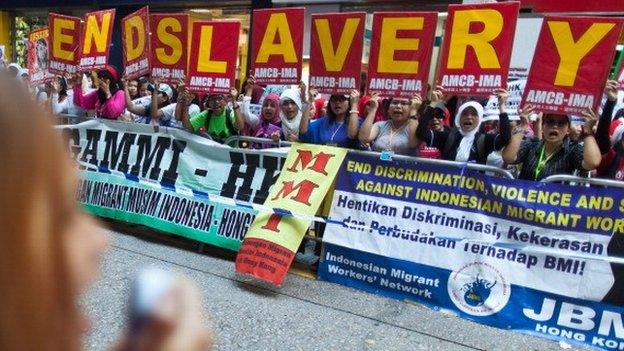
[454,101,484,162]
[279,88,303,138]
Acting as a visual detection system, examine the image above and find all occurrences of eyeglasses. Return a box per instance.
[543,119,568,127]
[390,100,410,107]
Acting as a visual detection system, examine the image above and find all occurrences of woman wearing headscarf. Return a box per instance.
[416,86,511,164]
[298,89,361,148]
[240,78,282,148]
[279,88,304,142]
[72,65,125,119]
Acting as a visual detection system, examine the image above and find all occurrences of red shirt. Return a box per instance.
[597,149,624,180]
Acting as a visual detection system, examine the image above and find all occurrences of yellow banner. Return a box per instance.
[245,143,347,250]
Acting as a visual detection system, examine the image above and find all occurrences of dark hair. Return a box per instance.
[96,69,121,104]
[327,94,351,120]
[461,106,479,117]
[542,113,570,124]
[58,77,68,98]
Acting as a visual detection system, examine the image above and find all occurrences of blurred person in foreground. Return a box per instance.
[0,76,212,351]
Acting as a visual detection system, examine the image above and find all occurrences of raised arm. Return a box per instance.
[358,93,381,144]
[493,88,511,150]
[230,88,245,131]
[502,104,533,164]
[150,77,163,125]
[299,88,316,135]
[348,89,361,139]
[407,95,422,148]
[596,80,618,155]
[72,73,98,110]
[580,108,602,171]
[124,78,148,116]
[416,86,444,145]
[241,76,260,128]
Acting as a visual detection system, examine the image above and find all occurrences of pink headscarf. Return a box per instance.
[260,93,281,125]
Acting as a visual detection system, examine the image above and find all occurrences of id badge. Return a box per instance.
[380,150,394,161]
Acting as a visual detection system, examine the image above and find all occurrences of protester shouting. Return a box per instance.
[594,80,623,180]
[416,86,511,164]
[502,104,602,181]
[182,89,245,143]
[299,89,361,148]
[72,66,125,119]
[240,76,282,147]
[359,94,420,155]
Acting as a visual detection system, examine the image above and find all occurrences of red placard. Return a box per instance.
[79,9,116,71]
[187,21,240,94]
[367,12,437,98]
[150,14,188,83]
[522,16,624,115]
[27,27,53,86]
[122,6,150,79]
[48,13,81,75]
[309,12,365,95]
[250,8,305,85]
[437,2,520,96]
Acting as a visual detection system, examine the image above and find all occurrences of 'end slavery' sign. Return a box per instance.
[367,12,437,99]
[122,6,150,79]
[187,21,240,94]
[309,12,365,95]
[48,13,81,75]
[79,9,115,70]
[437,2,520,96]
[250,8,305,85]
[150,14,188,83]
[522,16,624,115]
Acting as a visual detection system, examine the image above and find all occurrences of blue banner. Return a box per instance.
[319,152,624,350]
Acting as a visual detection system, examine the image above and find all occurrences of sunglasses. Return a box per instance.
[543,119,568,127]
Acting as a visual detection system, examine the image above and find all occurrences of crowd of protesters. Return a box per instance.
[3,62,624,182]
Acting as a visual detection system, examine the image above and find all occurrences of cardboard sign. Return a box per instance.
[48,13,81,75]
[150,14,188,83]
[122,6,150,79]
[367,12,438,98]
[187,21,240,94]
[235,144,347,286]
[27,27,52,86]
[309,12,365,95]
[437,2,520,96]
[522,16,624,115]
[250,8,305,85]
[79,9,115,70]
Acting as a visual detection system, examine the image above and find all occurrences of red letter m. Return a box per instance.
[287,150,334,175]
[271,180,319,205]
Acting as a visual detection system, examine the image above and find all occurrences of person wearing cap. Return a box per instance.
[72,65,125,119]
[417,86,511,164]
[299,90,362,148]
[182,88,245,143]
[359,93,420,155]
[595,80,624,180]
[502,100,602,181]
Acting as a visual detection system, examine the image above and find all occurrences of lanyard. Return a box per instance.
[534,145,558,180]
[386,123,406,150]
[329,122,344,142]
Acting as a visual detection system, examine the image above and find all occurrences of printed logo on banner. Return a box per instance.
[448,262,510,316]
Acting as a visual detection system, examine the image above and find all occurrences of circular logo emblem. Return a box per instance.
[448,262,510,316]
